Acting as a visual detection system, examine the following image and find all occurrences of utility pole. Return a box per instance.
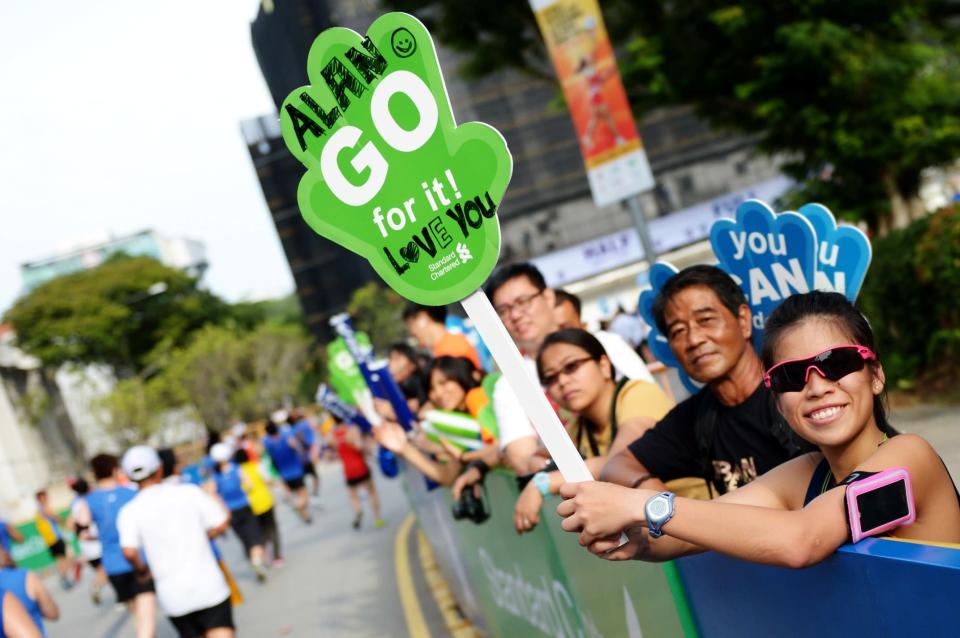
[626,194,657,266]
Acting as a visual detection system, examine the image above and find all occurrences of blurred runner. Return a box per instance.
[0,547,59,636]
[289,410,321,500]
[234,448,283,567]
[0,519,24,567]
[262,420,311,523]
[159,448,244,609]
[33,491,74,590]
[0,590,43,638]
[331,418,384,530]
[118,446,235,638]
[80,453,157,638]
[209,444,267,583]
[67,479,107,605]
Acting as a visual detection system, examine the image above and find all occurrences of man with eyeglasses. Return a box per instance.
[480,263,652,474]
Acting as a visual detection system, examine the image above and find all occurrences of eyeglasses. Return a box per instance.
[494,290,544,318]
[540,357,595,389]
[763,345,876,393]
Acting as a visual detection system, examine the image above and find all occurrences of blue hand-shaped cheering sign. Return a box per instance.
[638,262,701,394]
[798,203,872,301]
[710,199,818,349]
[638,199,871,397]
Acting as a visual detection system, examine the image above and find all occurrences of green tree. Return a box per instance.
[161,324,247,432]
[389,0,960,230]
[4,255,229,376]
[347,282,406,353]
[238,322,313,419]
[230,293,306,330]
[156,322,313,432]
[95,376,166,448]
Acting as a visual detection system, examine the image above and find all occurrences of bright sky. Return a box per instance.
[0,1,294,313]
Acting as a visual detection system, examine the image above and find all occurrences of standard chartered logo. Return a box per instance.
[477,547,601,638]
[456,242,473,263]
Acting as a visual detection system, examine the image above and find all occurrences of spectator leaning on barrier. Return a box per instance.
[553,290,655,381]
[375,355,498,488]
[558,291,960,567]
[118,446,235,638]
[387,342,429,410]
[600,265,813,496]
[513,329,675,534]
[403,303,482,370]
[483,263,655,475]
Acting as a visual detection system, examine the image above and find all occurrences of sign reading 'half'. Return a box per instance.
[280,13,513,305]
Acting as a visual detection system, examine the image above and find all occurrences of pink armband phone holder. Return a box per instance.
[844,467,915,543]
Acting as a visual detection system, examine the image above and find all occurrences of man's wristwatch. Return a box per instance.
[532,471,551,496]
[644,491,676,538]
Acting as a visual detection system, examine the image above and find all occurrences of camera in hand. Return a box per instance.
[451,488,490,524]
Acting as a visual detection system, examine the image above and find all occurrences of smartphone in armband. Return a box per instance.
[844,467,916,543]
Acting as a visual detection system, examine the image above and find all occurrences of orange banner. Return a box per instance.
[531,0,654,206]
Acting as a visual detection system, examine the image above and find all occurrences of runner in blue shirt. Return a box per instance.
[0,523,23,565]
[262,420,311,523]
[0,555,59,637]
[77,454,157,638]
[290,410,321,499]
[209,443,267,582]
[0,589,43,638]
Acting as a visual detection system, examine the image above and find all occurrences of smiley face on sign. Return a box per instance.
[280,13,513,305]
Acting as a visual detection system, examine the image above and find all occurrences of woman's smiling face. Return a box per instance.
[771,317,884,449]
[429,368,467,412]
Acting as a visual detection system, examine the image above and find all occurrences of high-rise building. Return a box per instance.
[246,1,786,336]
[247,0,383,340]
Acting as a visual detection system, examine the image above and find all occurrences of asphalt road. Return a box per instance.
[45,463,444,638]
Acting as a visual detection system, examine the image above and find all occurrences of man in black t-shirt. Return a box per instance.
[602,265,810,495]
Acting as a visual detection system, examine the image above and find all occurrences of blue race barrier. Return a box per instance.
[676,537,960,638]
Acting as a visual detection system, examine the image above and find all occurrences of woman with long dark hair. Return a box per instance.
[558,291,960,565]
[513,329,675,534]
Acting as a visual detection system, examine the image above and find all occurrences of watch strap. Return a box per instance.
[532,471,551,496]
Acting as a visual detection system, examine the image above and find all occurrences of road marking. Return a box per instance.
[395,514,432,638]
[416,529,480,637]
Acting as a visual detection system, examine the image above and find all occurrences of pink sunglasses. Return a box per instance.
[764,345,876,393]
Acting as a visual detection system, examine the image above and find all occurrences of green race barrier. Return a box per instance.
[406,469,700,638]
[8,511,78,571]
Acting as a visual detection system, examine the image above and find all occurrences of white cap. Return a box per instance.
[210,442,234,464]
[230,422,247,437]
[121,446,161,481]
[271,409,289,424]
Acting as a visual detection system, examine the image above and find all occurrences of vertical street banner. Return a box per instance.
[530,0,655,207]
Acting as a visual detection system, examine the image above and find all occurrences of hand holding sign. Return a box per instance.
[281,12,592,486]
[281,13,511,306]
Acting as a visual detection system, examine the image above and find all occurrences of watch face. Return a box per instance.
[649,498,669,519]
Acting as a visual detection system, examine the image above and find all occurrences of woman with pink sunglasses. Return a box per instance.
[557,291,960,567]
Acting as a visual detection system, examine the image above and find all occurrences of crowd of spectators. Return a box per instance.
[371,261,960,568]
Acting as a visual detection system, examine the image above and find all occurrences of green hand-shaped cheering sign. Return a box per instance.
[281,13,513,305]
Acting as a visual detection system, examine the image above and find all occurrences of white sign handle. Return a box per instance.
[460,289,593,483]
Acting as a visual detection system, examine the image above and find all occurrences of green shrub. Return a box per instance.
[859,205,960,387]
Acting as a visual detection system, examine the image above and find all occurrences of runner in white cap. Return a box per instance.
[118,446,236,638]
